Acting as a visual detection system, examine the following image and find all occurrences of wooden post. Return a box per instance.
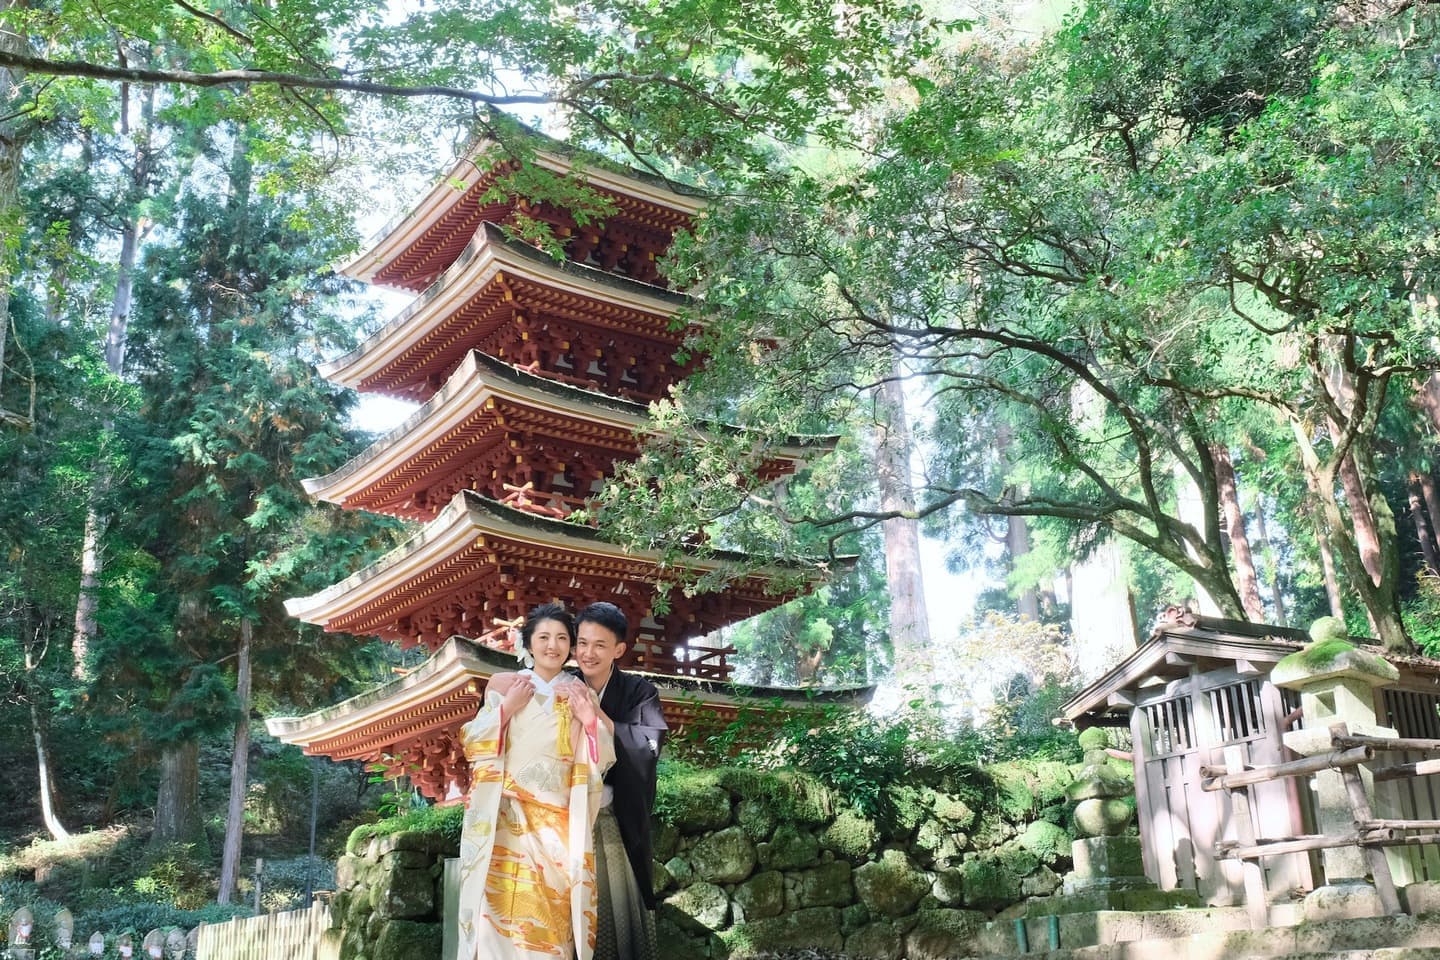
[253,857,264,914]
[1224,745,1270,929]
[1336,750,1403,915]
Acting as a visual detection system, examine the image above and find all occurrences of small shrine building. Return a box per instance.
[268,132,865,800]
[1064,612,1440,907]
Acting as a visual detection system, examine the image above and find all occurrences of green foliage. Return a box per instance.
[1406,575,1440,657]
[345,804,463,856]
[130,844,210,911]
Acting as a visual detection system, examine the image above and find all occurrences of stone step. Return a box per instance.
[977,905,1255,955]
[973,913,1440,960]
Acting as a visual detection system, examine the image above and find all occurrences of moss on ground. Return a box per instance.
[345,804,462,855]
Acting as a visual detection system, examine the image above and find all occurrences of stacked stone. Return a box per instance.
[331,829,451,960]
[652,762,1078,960]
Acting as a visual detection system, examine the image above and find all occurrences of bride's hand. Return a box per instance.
[501,676,535,717]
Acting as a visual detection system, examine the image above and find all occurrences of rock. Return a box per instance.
[335,856,368,891]
[724,906,843,954]
[737,799,778,842]
[958,852,1024,910]
[652,859,674,896]
[969,810,1015,849]
[690,825,757,884]
[1303,881,1385,922]
[734,870,785,919]
[795,861,853,907]
[371,919,441,960]
[1065,765,1133,801]
[840,902,870,935]
[1022,864,1062,897]
[664,880,731,932]
[932,793,975,828]
[652,820,681,861]
[878,785,931,837]
[1018,820,1072,864]
[845,918,904,960]
[758,822,820,871]
[653,915,713,960]
[913,819,965,865]
[665,855,694,887]
[853,850,930,917]
[373,865,435,920]
[820,808,880,863]
[904,908,985,960]
[931,868,965,907]
[379,849,432,871]
[666,785,733,834]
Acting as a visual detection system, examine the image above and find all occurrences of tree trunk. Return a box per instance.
[153,739,204,847]
[1337,451,1384,586]
[0,0,30,419]
[875,361,933,684]
[29,700,71,841]
[1213,445,1264,621]
[1411,473,1440,575]
[1421,470,1440,566]
[1310,503,1347,620]
[1007,515,1041,621]
[71,83,154,678]
[218,618,253,904]
[1420,374,1440,434]
[1253,503,1288,627]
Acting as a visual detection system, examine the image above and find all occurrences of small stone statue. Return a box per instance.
[53,909,74,951]
[164,927,187,960]
[1065,727,1135,838]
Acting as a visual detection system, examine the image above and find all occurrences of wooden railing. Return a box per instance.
[1201,722,1440,927]
[194,900,332,960]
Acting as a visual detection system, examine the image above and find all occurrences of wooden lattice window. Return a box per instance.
[1208,679,1266,745]
[1143,696,1195,757]
[1384,688,1440,739]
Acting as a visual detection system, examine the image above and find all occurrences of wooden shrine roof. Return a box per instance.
[342,136,706,292]
[265,637,873,800]
[321,223,690,402]
[284,489,844,658]
[1061,612,1440,728]
[303,350,839,521]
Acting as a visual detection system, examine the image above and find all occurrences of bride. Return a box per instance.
[458,603,615,959]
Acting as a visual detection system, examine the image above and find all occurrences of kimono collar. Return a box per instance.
[520,668,564,697]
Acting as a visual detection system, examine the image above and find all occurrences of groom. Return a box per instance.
[572,601,667,960]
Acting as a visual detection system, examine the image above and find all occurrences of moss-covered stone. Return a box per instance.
[1309,615,1349,644]
[711,767,834,824]
[931,868,965,907]
[903,908,985,960]
[654,915,713,960]
[932,793,975,829]
[662,782,734,834]
[733,869,784,920]
[878,785,931,837]
[1018,820,1072,864]
[665,855,694,887]
[652,820,680,861]
[1073,797,1133,837]
[652,859,675,896]
[1022,864,1062,897]
[988,763,1039,822]
[913,819,965,866]
[840,902,870,936]
[335,856,368,892]
[820,808,880,863]
[373,865,435,920]
[371,919,441,960]
[1076,727,1109,752]
[958,852,1024,909]
[757,822,819,871]
[794,861,853,908]
[663,880,730,932]
[736,799,778,842]
[969,810,1015,849]
[845,919,903,960]
[723,906,843,954]
[690,826,757,884]
[853,850,929,917]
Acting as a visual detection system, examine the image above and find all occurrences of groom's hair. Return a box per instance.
[574,601,629,642]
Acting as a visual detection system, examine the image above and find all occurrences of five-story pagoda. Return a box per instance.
[268,133,862,801]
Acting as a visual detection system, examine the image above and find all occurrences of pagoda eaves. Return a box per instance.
[343,140,706,292]
[285,489,843,677]
[320,223,693,404]
[304,350,839,522]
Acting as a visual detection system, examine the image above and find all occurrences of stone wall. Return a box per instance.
[327,757,1091,959]
[330,829,449,960]
[652,761,1084,959]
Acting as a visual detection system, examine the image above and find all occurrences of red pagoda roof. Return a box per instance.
[284,490,839,678]
[343,139,705,292]
[304,351,838,522]
[265,637,873,802]
[321,224,693,403]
